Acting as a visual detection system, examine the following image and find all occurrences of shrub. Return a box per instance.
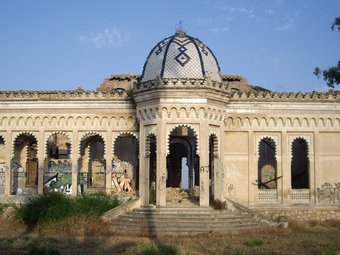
[16,192,120,227]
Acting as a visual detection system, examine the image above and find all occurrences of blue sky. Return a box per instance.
[0,0,339,92]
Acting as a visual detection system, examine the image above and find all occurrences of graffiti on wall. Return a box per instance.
[0,163,5,188]
[317,183,340,204]
[44,159,72,194]
[12,162,25,194]
[111,159,133,193]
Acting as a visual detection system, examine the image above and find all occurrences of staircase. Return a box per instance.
[105,204,276,236]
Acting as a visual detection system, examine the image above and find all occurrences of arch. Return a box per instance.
[79,131,106,158]
[113,132,139,193]
[167,124,199,156]
[12,132,39,194]
[291,137,310,189]
[257,137,277,189]
[166,125,200,206]
[79,132,106,191]
[45,131,72,159]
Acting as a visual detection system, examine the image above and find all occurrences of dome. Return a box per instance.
[140,30,222,83]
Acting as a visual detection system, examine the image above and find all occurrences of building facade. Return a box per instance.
[1,30,340,212]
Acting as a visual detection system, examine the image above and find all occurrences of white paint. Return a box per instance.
[226,163,242,179]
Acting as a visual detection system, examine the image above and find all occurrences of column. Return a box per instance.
[37,131,45,194]
[139,125,149,206]
[199,121,209,207]
[248,131,257,205]
[71,130,79,196]
[4,131,12,196]
[311,131,318,204]
[156,120,166,207]
[282,131,291,205]
[105,131,113,194]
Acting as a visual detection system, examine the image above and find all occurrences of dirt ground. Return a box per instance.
[0,213,339,255]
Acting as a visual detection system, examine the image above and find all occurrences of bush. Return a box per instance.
[16,192,120,227]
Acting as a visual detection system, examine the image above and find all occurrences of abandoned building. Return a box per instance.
[0,29,339,222]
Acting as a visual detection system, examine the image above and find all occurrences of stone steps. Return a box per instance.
[107,206,274,236]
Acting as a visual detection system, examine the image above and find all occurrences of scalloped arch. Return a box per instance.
[289,136,311,158]
[257,135,278,159]
[209,132,219,158]
[45,131,72,159]
[79,131,106,158]
[112,131,139,156]
[167,124,199,156]
[12,131,39,158]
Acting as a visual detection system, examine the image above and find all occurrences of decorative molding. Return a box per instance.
[224,115,340,130]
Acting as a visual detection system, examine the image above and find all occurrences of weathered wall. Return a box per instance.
[255,207,340,222]
[223,131,249,203]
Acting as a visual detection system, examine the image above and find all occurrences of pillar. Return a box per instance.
[248,131,257,205]
[282,131,291,205]
[4,131,12,196]
[156,120,166,207]
[311,131,318,204]
[105,131,113,194]
[139,125,150,206]
[37,131,45,194]
[199,121,209,207]
[71,130,79,196]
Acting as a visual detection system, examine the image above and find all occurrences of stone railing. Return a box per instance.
[258,189,278,203]
[291,189,310,203]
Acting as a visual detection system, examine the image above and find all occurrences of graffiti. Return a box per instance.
[200,166,209,173]
[45,159,72,194]
[200,181,205,194]
[44,173,72,193]
[317,183,340,204]
[158,170,166,191]
[12,162,25,194]
[112,159,134,193]
[226,184,235,195]
[48,159,71,172]
[226,163,241,179]
[0,163,5,188]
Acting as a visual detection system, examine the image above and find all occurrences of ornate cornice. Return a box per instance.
[0,89,131,101]
[133,77,229,94]
[230,90,340,102]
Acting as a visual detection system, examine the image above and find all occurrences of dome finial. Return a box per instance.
[175,20,186,37]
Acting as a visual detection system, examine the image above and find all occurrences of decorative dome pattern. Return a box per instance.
[140,30,222,83]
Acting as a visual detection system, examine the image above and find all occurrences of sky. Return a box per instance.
[0,0,339,92]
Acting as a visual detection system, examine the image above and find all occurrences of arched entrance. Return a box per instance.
[12,133,38,194]
[113,133,139,194]
[79,134,105,192]
[44,133,72,194]
[166,126,199,205]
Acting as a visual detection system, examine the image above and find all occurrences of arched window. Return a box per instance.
[258,137,277,189]
[291,138,309,189]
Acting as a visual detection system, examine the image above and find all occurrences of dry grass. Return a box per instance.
[0,212,339,255]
